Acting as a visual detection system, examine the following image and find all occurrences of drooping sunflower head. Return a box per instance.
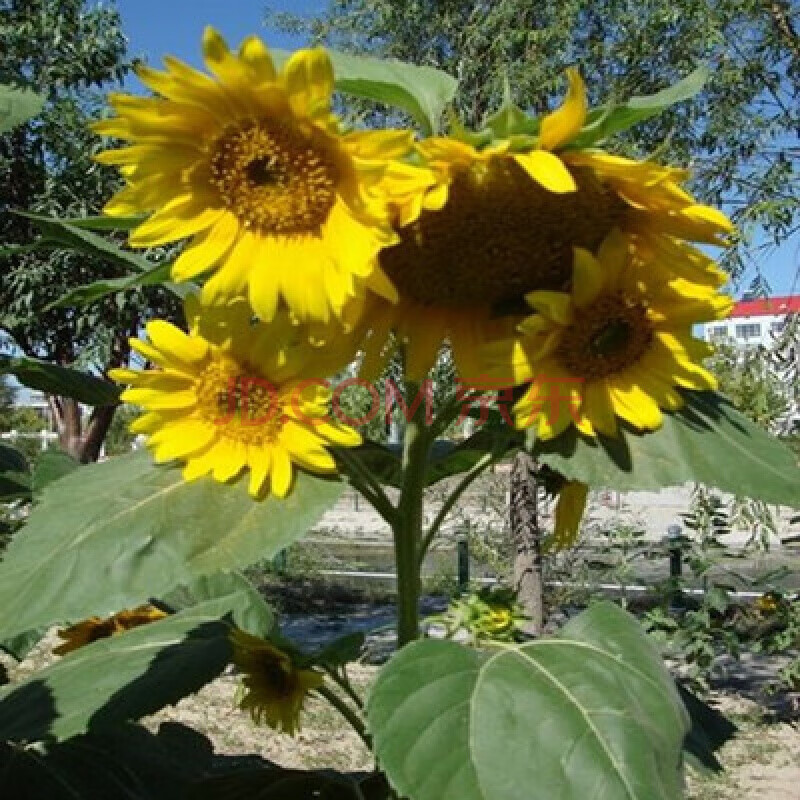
[358,68,733,382]
[230,629,324,735]
[94,27,410,324]
[489,230,732,440]
[109,296,361,499]
[54,605,167,656]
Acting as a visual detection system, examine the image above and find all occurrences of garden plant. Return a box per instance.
[1,26,800,799]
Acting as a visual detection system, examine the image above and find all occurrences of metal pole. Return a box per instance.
[457,537,470,593]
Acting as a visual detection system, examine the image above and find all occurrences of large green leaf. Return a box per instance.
[0,592,258,742]
[0,355,120,406]
[272,49,457,135]
[0,451,343,639]
[570,66,709,149]
[188,768,366,800]
[0,442,30,501]
[161,571,275,638]
[58,214,147,232]
[330,51,458,135]
[48,261,176,309]
[15,211,160,273]
[31,450,79,494]
[0,443,28,474]
[367,602,689,800]
[0,721,370,800]
[0,723,213,799]
[532,391,800,505]
[0,84,45,133]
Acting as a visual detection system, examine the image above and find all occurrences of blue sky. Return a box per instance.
[113,0,798,298]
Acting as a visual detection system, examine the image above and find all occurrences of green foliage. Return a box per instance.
[0,354,119,406]
[367,602,689,800]
[0,1,180,464]
[0,451,343,639]
[708,342,789,430]
[270,46,458,134]
[0,83,45,133]
[532,391,800,506]
[103,404,140,456]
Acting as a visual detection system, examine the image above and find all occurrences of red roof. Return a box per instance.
[731,295,800,318]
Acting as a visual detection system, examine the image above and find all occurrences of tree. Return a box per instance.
[0,0,180,462]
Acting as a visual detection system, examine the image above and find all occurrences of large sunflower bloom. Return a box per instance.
[359,69,732,381]
[231,629,324,735]
[109,297,361,499]
[54,605,167,656]
[94,27,408,323]
[493,231,732,440]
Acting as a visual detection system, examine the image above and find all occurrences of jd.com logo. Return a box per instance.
[214,376,586,429]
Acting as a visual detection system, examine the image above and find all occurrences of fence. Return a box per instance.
[1,429,59,451]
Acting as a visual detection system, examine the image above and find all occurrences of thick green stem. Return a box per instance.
[393,380,430,647]
[316,685,371,749]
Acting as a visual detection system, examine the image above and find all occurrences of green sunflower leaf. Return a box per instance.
[46,260,180,309]
[0,354,120,407]
[569,65,710,149]
[0,83,45,133]
[271,49,458,135]
[531,391,800,505]
[0,451,343,640]
[0,723,212,800]
[31,449,79,494]
[13,211,159,274]
[0,594,246,742]
[367,602,689,800]
[161,571,275,639]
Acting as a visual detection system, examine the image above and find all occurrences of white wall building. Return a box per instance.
[702,295,800,349]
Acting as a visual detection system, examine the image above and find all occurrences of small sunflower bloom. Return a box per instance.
[109,297,361,499]
[491,230,732,440]
[54,605,167,656]
[358,69,732,380]
[231,629,324,735]
[94,27,410,323]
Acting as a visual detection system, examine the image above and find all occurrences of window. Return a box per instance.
[771,319,785,334]
[735,323,761,340]
[708,325,729,341]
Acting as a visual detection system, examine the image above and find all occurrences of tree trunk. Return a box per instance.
[50,396,117,463]
[510,450,544,635]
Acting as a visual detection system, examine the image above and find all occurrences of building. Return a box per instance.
[703,295,800,349]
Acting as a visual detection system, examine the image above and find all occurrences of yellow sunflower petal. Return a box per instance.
[145,320,210,364]
[538,68,588,151]
[513,150,577,193]
[282,48,334,117]
[270,447,293,498]
[524,290,573,325]
[571,248,604,308]
[172,215,240,281]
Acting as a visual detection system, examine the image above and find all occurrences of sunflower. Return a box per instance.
[109,297,361,499]
[492,230,732,440]
[358,69,732,381]
[54,605,167,656]
[94,27,410,324]
[230,629,324,735]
